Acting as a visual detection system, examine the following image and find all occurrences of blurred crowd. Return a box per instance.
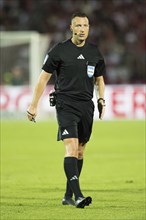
[0,0,145,84]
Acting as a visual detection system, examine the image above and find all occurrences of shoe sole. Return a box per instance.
[76,196,92,208]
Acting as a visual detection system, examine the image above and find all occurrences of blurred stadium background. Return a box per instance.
[0,0,145,120]
[0,2,145,219]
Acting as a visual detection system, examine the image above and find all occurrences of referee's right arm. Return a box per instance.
[27,70,52,122]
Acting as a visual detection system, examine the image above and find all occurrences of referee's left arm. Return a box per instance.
[95,76,105,120]
[95,76,105,100]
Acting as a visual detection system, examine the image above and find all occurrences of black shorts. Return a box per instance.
[55,99,95,145]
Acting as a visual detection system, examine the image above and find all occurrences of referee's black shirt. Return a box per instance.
[42,39,105,101]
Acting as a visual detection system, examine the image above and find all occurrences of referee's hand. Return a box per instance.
[97,98,106,120]
[27,106,37,123]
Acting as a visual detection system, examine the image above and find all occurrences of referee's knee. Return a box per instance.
[63,138,78,158]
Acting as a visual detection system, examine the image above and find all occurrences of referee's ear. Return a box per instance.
[70,26,73,32]
[70,27,74,36]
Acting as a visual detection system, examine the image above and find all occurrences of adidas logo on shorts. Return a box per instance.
[62,129,69,135]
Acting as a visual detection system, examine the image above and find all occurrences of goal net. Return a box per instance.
[0,31,50,87]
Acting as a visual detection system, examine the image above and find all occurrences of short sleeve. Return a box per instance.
[42,43,60,74]
[94,59,106,77]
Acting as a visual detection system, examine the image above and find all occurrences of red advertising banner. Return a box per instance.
[0,85,145,120]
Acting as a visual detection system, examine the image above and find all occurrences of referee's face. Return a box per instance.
[70,17,89,42]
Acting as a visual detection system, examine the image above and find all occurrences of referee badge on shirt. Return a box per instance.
[87,61,96,78]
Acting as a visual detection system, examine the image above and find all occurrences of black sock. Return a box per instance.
[78,159,83,176]
[65,159,83,199]
[64,157,83,200]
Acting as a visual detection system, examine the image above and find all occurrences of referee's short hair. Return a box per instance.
[71,12,89,21]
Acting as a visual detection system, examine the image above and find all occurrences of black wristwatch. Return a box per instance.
[97,98,105,104]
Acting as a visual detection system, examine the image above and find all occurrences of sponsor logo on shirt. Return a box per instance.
[77,54,85,59]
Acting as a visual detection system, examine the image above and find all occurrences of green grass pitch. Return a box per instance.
[1,120,145,220]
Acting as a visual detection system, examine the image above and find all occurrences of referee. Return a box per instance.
[27,12,106,208]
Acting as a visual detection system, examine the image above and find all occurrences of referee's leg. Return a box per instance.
[63,138,92,208]
[63,138,83,202]
[64,138,78,158]
[63,141,85,203]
